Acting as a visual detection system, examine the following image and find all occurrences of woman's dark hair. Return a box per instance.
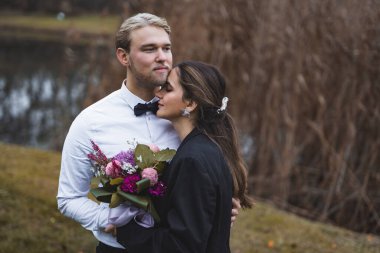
[176,61,252,208]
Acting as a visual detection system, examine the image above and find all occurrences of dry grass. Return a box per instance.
[0,13,120,44]
[1,0,379,236]
[0,14,120,34]
[0,143,97,252]
[1,142,380,253]
[127,0,380,235]
[231,200,380,253]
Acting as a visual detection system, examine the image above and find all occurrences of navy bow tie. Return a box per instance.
[134,101,159,116]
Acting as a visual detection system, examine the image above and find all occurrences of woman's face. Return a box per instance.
[155,67,188,120]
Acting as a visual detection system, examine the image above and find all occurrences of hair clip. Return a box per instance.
[217,97,229,114]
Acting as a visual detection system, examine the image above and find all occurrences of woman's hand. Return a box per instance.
[104,224,117,237]
[231,197,241,227]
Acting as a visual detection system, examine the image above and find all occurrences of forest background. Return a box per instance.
[0,0,379,248]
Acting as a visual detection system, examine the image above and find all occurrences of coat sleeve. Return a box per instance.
[116,157,217,253]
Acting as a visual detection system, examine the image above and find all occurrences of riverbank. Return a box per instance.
[0,13,121,44]
[0,142,379,253]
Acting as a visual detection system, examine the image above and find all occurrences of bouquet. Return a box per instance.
[87,140,176,222]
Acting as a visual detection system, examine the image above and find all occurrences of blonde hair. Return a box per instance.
[115,13,171,52]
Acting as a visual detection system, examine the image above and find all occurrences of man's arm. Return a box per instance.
[57,115,109,231]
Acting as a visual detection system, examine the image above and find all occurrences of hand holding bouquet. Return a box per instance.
[87,141,176,222]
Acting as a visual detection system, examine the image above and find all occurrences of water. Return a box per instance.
[0,38,112,150]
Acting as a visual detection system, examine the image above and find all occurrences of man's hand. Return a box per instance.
[231,197,241,227]
[104,224,117,237]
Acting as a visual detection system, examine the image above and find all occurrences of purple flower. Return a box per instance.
[148,181,167,197]
[87,153,98,162]
[88,140,109,166]
[120,173,141,193]
[114,150,135,166]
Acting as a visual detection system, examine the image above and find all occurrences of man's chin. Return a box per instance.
[139,78,166,89]
[152,77,168,86]
[155,71,169,80]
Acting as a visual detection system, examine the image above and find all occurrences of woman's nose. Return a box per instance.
[155,86,163,98]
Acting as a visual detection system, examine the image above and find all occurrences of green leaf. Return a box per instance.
[109,192,124,208]
[154,161,166,174]
[103,182,118,192]
[90,177,101,187]
[117,188,150,210]
[117,189,161,222]
[110,177,124,185]
[97,176,118,191]
[154,148,176,161]
[136,178,150,193]
[100,177,110,186]
[148,198,161,223]
[90,187,113,203]
[135,144,155,169]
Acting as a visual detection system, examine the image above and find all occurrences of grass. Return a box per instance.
[0,13,121,43]
[0,13,121,34]
[230,203,380,253]
[0,143,97,253]
[0,142,379,253]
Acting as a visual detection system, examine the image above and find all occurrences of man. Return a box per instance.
[57,13,240,253]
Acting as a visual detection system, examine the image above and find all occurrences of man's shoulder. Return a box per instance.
[85,89,122,110]
[67,89,123,129]
[79,89,127,116]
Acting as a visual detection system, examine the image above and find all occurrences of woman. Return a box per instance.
[116,61,252,253]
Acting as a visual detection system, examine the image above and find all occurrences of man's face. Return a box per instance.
[128,26,173,89]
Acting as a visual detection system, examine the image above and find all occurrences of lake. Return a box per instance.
[0,38,114,150]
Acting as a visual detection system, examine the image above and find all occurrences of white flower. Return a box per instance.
[122,162,137,174]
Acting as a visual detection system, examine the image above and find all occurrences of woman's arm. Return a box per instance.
[116,158,217,253]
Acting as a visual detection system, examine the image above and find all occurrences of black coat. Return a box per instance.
[116,128,233,253]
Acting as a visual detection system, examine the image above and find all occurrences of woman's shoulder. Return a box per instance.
[184,132,218,151]
[175,132,224,166]
[171,133,230,182]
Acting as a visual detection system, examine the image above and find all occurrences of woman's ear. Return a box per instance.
[116,48,129,66]
[186,100,198,113]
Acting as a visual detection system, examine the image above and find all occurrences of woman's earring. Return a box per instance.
[181,109,190,118]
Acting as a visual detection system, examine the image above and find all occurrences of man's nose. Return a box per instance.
[156,48,167,61]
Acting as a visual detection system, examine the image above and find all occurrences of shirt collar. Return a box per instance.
[120,80,159,109]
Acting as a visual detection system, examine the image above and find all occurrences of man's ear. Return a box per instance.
[116,48,129,66]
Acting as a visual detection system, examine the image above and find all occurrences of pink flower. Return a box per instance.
[88,140,109,166]
[148,144,160,153]
[141,167,158,186]
[105,160,122,178]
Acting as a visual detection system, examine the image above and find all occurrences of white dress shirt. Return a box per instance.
[57,82,180,249]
